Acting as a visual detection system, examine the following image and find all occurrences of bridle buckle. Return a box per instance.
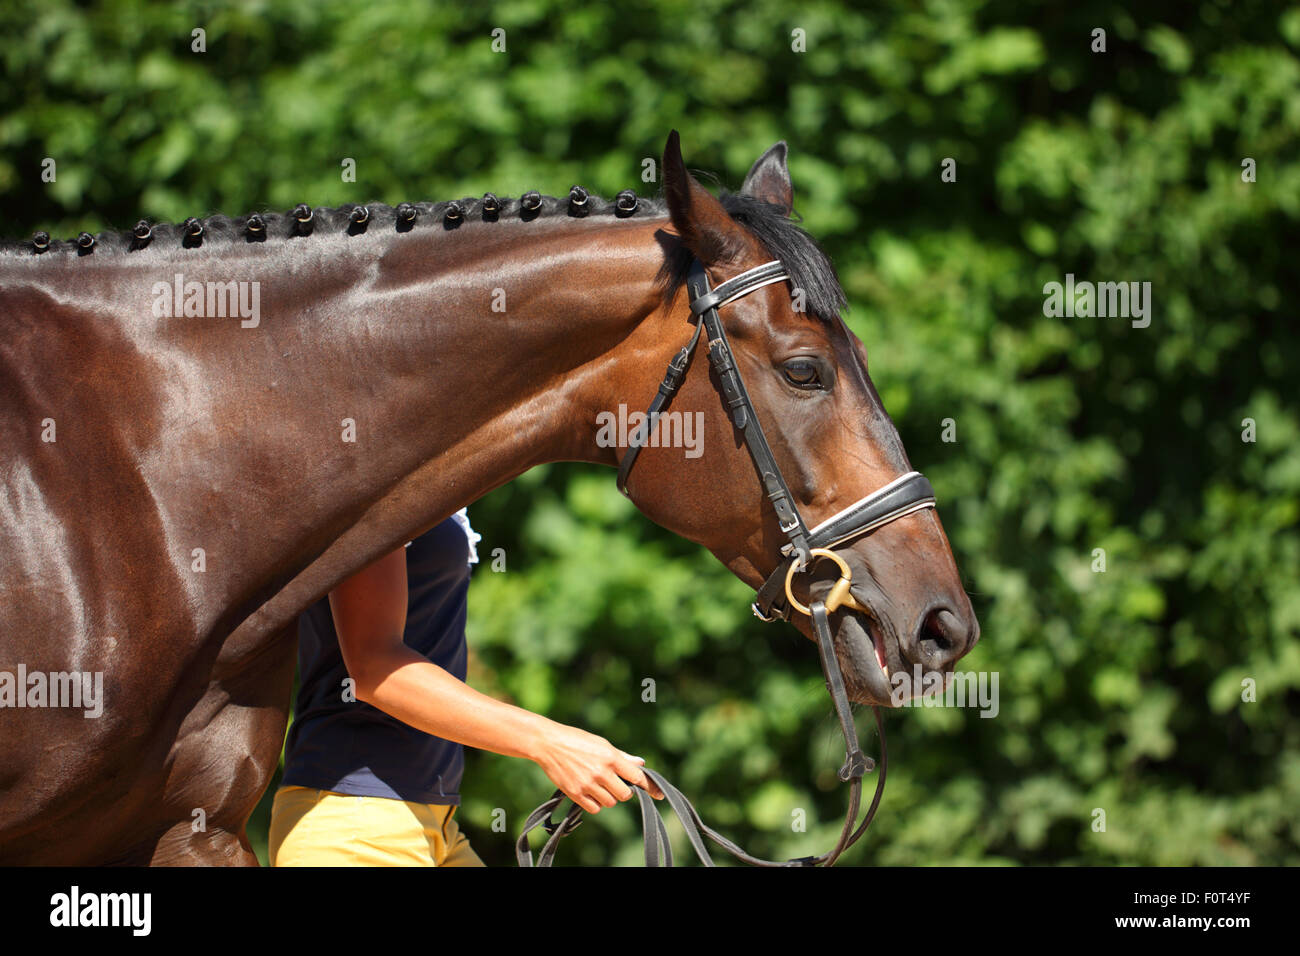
[839,748,874,782]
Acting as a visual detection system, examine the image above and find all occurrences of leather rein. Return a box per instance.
[517,258,937,867]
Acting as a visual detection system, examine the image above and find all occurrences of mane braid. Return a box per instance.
[6,185,848,324]
[2,191,666,257]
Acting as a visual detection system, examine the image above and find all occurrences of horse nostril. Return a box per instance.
[910,607,971,668]
[922,608,952,651]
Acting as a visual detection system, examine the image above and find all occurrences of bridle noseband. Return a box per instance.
[518,257,938,867]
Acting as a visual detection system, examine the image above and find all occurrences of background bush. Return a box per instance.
[3,0,1296,865]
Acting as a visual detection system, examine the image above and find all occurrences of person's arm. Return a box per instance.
[330,546,661,814]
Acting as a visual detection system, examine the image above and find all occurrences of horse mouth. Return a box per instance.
[834,608,897,707]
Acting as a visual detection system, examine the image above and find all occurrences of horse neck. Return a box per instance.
[9,214,679,640]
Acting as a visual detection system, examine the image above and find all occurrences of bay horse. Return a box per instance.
[0,132,977,865]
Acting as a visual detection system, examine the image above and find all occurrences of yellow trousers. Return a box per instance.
[270,785,484,866]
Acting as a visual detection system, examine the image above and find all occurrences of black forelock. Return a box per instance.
[656,190,848,324]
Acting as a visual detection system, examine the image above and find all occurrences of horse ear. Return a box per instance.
[740,141,792,215]
[662,130,747,265]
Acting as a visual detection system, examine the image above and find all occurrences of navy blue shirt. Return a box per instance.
[282,513,478,804]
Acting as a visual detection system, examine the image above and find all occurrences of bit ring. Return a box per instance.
[784,548,867,616]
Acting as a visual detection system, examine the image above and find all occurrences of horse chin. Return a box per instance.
[835,611,898,707]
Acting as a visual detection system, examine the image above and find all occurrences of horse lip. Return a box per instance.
[846,587,891,672]
[833,610,895,706]
[806,580,894,703]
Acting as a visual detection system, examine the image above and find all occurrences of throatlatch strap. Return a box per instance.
[615,320,705,496]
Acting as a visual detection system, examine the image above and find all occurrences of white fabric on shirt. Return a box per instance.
[404,507,480,566]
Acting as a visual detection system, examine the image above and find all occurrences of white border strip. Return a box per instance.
[807,471,935,540]
[816,500,935,548]
[712,272,790,310]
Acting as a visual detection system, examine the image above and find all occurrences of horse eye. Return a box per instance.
[783,361,822,389]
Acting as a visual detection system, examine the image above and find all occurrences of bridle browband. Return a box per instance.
[518,257,938,867]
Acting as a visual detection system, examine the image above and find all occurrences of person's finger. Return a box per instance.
[589,784,619,809]
[571,792,601,814]
[616,753,664,800]
[600,771,635,802]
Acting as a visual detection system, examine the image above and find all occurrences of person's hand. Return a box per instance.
[532,721,665,813]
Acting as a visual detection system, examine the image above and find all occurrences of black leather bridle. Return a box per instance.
[517,257,938,867]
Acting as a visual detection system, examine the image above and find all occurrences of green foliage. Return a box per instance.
[4,0,1296,866]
